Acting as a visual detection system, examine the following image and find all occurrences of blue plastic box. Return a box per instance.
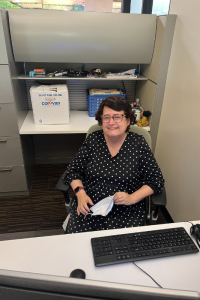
[87,93,126,117]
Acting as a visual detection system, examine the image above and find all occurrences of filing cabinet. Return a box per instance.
[0,166,27,192]
[0,103,28,193]
[0,108,28,193]
[0,65,14,104]
[0,103,19,137]
[0,11,28,194]
[0,136,24,166]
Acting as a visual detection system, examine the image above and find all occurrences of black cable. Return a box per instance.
[196,238,200,248]
[185,221,194,226]
[132,262,162,288]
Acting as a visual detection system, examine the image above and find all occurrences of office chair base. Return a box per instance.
[65,198,73,215]
[149,211,158,225]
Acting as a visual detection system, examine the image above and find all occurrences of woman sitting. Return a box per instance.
[63,96,164,234]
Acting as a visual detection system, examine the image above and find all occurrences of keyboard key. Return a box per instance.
[191,245,198,250]
[130,247,140,252]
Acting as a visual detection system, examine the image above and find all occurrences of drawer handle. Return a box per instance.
[0,138,7,142]
[0,166,12,172]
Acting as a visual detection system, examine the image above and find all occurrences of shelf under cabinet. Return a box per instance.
[20,111,96,134]
[19,111,150,135]
[18,75,148,81]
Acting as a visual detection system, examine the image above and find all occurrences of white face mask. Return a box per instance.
[90,195,114,217]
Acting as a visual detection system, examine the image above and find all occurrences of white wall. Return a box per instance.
[155,0,200,222]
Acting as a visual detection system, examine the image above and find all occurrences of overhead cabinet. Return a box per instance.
[8,10,157,64]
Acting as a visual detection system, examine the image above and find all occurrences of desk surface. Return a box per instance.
[20,110,150,134]
[0,222,199,293]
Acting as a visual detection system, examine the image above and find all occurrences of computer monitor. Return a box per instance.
[0,269,199,300]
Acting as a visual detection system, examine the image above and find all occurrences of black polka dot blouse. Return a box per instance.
[63,130,164,234]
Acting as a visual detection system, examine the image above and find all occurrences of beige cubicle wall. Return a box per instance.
[136,14,177,152]
[154,0,200,222]
[141,16,167,84]
[135,16,168,124]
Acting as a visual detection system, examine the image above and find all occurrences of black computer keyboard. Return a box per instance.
[91,227,199,267]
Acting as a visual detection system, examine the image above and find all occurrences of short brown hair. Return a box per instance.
[95,96,134,132]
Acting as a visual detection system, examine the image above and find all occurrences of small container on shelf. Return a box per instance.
[87,89,126,117]
[132,98,142,121]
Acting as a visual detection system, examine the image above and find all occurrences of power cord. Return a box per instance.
[186,221,194,226]
[132,262,162,288]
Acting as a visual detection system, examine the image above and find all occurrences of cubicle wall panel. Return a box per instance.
[20,135,35,189]
[0,136,24,166]
[0,103,19,136]
[25,80,135,111]
[141,16,167,84]
[0,65,14,104]
[0,11,8,64]
[0,165,27,192]
[150,15,177,153]
[8,10,156,64]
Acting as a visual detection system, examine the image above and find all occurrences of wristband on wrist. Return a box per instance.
[74,186,84,195]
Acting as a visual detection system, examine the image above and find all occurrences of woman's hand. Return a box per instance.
[77,190,94,216]
[113,192,133,206]
[113,186,154,206]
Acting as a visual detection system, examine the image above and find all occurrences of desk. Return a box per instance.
[20,111,150,134]
[0,222,199,293]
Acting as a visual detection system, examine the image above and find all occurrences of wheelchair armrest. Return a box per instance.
[151,187,167,207]
[56,171,71,204]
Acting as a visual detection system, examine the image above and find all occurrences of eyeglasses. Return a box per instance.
[101,114,127,123]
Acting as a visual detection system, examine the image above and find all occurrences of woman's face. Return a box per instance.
[102,106,130,139]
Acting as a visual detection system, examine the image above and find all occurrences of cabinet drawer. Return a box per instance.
[0,103,19,136]
[0,136,24,166]
[0,165,27,192]
[0,65,14,104]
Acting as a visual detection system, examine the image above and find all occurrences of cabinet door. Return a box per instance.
[0,103,19,136]
[0,136,23,166]
[0,165,27,192]
[0,65,14,104]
